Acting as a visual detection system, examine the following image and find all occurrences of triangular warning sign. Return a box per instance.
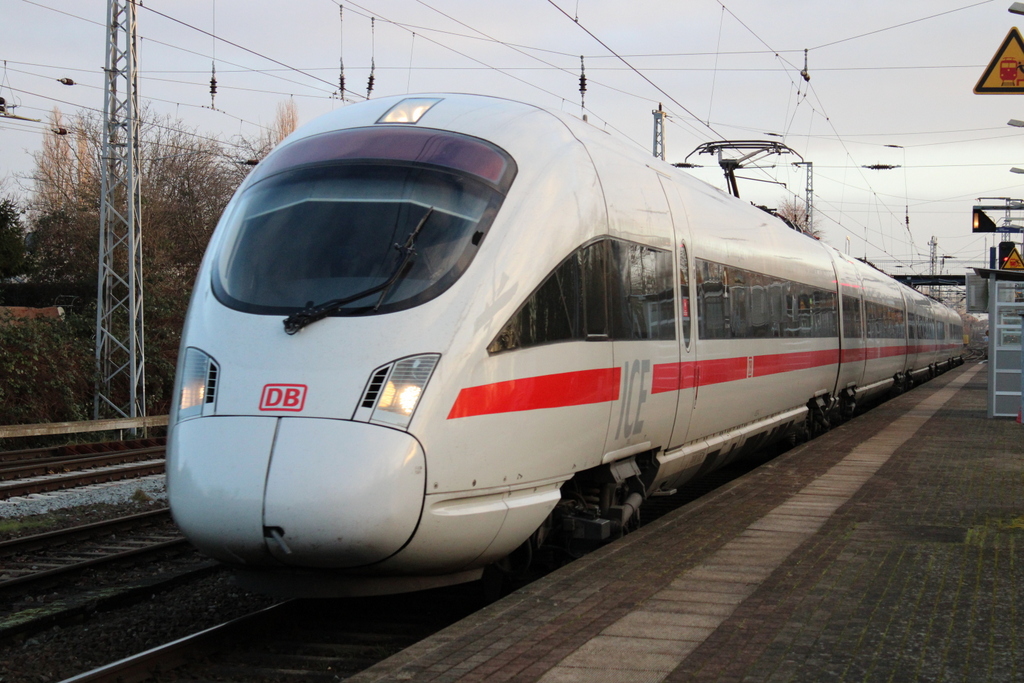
[1002,246,1024,269]
[975,27,1024,93]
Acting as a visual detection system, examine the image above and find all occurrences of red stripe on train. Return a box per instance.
[651,349,839,393]
[754,349,840,376]
[446,367,621,419]
[449,343,962,418]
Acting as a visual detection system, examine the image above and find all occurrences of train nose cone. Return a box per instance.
[262,419,426,568]
[168,417,426,569]
[168,416,279,565]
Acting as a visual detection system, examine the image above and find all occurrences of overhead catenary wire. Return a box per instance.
[707,4,725,127]
[3,0,1006,269]
[809,0,995,51]
[136,3,364,99]
[710,1,913,261]
[339,5,346,99]
[367,16,376,99]
[406,32,416,94]
[336,0,567,103]
[18,0,342,99]
[405,0,663,123]
[3,63,279,134]
[545,0,721,142]
[209,0,217,109]
[3,84,271,154]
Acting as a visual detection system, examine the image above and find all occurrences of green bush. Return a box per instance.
[0,309,95,426]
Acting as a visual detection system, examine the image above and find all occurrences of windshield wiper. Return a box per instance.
[283,207,434,335]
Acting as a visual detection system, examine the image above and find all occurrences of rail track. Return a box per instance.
[0,508,186,594]
[0,439,166,500]
[0,438,165,465]
[64,587,482,683]
[55,451,781,683]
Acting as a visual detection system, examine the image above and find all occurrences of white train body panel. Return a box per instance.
[167,94,963,591]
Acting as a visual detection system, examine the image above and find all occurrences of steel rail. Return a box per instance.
[61,602,291,683]
[0,538,189,592]
[0,438,165,464]
[0,508,170,554]
[0,508,185,592]
[0,446,165,481]
[0,460,165,500]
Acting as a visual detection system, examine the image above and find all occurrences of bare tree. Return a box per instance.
[230,99,300,181]
[27,110,101,283]
[24,107,249,412]
[774,196,821,239]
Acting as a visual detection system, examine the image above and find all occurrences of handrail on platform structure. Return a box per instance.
[0,415,169,439]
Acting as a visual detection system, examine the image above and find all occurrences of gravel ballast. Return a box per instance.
[0,474,167,520]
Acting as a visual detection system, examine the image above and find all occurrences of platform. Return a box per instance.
[349,362,1021,683]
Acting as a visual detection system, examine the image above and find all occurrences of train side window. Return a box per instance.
[865,299,905,339]
[696,258,837,340]
[679,242,691,349]
[842,291,862,339]
[580,240,609,338]
[697,260,728,339]
[607,241,675,341]
[487,251,582,353]
[488,237,674,353]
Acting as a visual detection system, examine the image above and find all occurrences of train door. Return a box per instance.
[834,255,866,394]
[659,177,696,449]
[600,170,679,463]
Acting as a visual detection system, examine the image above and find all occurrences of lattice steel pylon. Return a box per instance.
[652,104,666,160]
[94,0,145,420]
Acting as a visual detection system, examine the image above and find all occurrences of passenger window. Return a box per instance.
[842,291,862,339]
[488,238,675,353]
[487,251,581,353]
[696,258,837,340]
[607,241,675,341]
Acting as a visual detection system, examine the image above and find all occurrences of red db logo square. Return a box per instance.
[259,384,307,412]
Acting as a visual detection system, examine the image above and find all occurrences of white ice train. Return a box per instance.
[167,94,963,596]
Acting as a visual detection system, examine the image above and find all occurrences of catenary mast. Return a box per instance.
[95,0,145,420]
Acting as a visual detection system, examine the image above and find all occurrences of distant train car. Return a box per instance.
[167,94,963,596]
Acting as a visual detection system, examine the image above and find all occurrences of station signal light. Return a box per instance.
[998,241,1017,267]
[972,207,998,232]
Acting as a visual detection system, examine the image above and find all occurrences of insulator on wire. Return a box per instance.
[57,77,75,86]
[800,48,810,83]
[209,63,218,109]
[579,55,587,111]
[52,127,69,135]
[367,17,376,99]
[338,5,346,99]
[210,0,218,107]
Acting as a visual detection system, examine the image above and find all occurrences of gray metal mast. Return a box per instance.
[803,161,813,229]
[652,104,666,160]
[95,0,145,420]
[793,161,813,230]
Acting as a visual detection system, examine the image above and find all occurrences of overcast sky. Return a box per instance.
[2,0,1023,274]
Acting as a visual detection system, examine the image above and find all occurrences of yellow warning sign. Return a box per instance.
[975,27,1024,93]
[1002,246,1024,269]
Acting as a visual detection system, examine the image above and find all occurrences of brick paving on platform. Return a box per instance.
[348,362,1022,683]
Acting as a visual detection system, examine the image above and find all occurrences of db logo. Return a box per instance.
[259,384,307,412]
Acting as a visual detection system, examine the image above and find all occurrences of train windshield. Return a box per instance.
[212,127,515,316]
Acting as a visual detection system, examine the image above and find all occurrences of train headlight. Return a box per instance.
[370,354,439,428]
[177,347,218,421]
